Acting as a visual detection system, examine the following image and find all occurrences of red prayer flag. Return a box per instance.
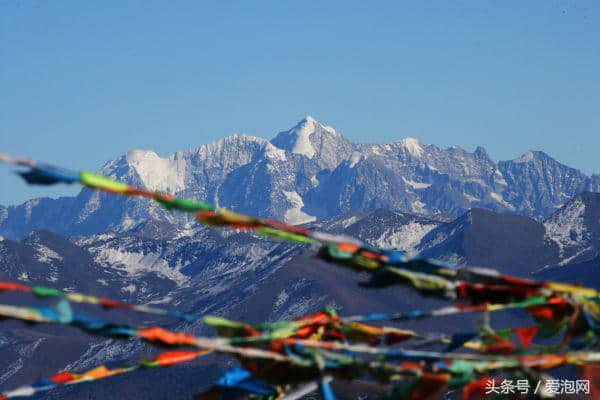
[0,282,29,292]
[513,326,538,348]
[50,371,76,383]
[483,339,516,355]
[462,377,490,400]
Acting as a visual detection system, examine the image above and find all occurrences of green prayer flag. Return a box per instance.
[80,171,129,193]
[156,197,215,213]
[496,328,512,340]
[447,360,476,389]
[256,227,316,244]
[388,268,448,291]
[269,325,300,339]
[31,286,62,298]
[203,316,246,329]
[352,255,379,269]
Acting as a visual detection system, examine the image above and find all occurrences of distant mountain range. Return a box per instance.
[1,116,599,240]
[0,117,599,398]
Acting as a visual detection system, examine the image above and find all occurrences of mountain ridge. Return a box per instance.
[1,116,599,240]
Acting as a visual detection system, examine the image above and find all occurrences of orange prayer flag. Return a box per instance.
[82,366,114,380]
[156,351,207,366]
[337,243,358,253]
[139,326,197,347]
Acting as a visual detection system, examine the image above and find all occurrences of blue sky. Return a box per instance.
[1,1,599,205]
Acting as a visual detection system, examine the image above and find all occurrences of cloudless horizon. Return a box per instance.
[1,1,599,205]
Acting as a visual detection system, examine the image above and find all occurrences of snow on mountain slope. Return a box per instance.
[498,151,592,219]
[402,176,431,189]
[543,192,600,265]
[0,231,123,296]
[397,137,423,157]
[92,246,189,286]
[544,197,587,259]
[371,221,436,253]
[312,209,441,254]
[126,150,186,193]
[1,116,600,241]
[285,115,318,158]
[282,190,316,224]
[271,115,354,169]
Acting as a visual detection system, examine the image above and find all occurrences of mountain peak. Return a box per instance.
[512,150,555,164]
[292,117,320,158]
[271,116,346,161]
[302,114,317,124]
[299,115,334,131]
[514,151,535,163]
[271,117,318,158]
[397,137,423,157]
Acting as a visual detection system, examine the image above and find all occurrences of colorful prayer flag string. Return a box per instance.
[1,298,599,398]
[0,350,212,400]
[0,281,195,322]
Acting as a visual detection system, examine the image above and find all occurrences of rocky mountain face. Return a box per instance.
[542,191,600,266]
[0,230,120,296]
[2,116,599,240]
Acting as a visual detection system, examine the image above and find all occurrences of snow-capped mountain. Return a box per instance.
[543,191,600,265]
[498,151,596,219]
[1,116,599,240]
